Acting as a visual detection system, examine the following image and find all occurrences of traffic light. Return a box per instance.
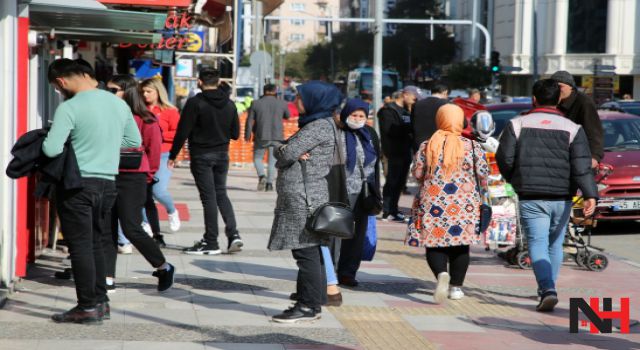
[490,51,501,73]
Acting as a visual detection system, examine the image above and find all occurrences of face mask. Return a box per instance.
[346,117,366,130]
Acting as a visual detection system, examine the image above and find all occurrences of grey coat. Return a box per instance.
[245,95,290,142]
[268,118,338,250]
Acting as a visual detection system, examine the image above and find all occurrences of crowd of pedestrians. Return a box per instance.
[10,58,604,325]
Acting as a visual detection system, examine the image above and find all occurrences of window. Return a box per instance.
[290,19,305,26]
[290,3,305,11]
[567,0,607,53]
[290,33,305,42]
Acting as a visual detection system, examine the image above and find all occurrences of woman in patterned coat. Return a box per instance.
[268,81,343,323]
[406,104,489,303]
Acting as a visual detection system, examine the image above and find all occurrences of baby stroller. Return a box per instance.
[504,164,613,272]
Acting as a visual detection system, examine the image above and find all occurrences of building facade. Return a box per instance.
[268,0,341,52]
[451,0,640,98]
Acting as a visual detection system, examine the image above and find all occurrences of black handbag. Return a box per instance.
[119,147,144,170]
[471,142,492,234]
[301,155,355,240]
[358,163,382,215]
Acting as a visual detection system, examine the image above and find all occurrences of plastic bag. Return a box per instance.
[362,216,377,261]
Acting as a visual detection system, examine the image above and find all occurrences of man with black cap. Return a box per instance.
[551,71,604,168]
[378,86,424,222]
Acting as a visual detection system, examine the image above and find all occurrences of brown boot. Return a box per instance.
[51,306,102,325]
[326,293,343,307]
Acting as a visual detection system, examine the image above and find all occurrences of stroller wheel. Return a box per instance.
[517,251,532,269]
[586,253,608,272]
[575,249,588,267]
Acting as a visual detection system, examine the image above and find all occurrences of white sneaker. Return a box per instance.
[168,211,181,232]
[434,272,450,304]
[449,286,464,300]
[141,222,153,237]
[118,244,133,254]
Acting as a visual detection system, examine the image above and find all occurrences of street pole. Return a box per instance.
[279,48,285,94]
[231,0,240,99]
[532,0,539,82]
[471,0,478,58]
[373,0,384,118]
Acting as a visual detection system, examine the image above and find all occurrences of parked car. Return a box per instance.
[593,111,640,221]
[452,98,531,138]
[599,101,640,116]
[347,67,402,101]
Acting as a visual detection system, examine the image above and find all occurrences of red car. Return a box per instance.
[594,111,640,220]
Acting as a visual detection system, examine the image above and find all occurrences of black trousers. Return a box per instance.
[426,245,470,287]
[104,173,166,278]
[382,154,412,215]
[338,193,369,279]
[145,182,161,235]
[56,178,116,308]
[190,151,238,243]
[292,245,327,308]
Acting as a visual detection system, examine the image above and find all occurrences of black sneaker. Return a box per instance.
[382,212,406,223]
[183,240,221,255]
[51,305,102,325]
[54,268,72,280]
[257,176,267,191]
[227,234,244,253]
[106,283,116,294]
[272,303,321,324]
[536,290,559,312]
[265,183,274,192]
[155,263,175,292]
[97,302,110,320]
[154,234,167,248]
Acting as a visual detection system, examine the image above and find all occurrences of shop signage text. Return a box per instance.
[120,12,196,50]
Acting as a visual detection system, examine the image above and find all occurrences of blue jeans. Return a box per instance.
[253,141,280,184]
[321,246,338,285]
[519,200,572,293]
[153,152,176,214]
[117,221,130,245]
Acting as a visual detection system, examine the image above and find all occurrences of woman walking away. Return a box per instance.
[104,75,175,296]
[268,81,343,323]
[406,104,489,304]
[336,99,381,287]
[141,78,181,236]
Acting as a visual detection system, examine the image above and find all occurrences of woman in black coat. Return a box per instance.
[336,99,381,286]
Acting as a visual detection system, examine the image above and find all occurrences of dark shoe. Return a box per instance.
[227,234,244,253]
[265,183,274,192]
[338,276,359,287]
[536,290,559,312]
[51,305,102,325]
[326,293,343,307]
[97,302,110,320]
[184,240,221,255]
[54,268,72,280]
[382,212,406,223]
[257,176,267,191]
[154,234,167,248]
[106,283,116,294]
[272,303,320,324]
[289,292,298,301]
[155,263,175,292]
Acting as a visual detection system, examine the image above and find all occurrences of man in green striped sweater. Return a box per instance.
[43,59,141,324]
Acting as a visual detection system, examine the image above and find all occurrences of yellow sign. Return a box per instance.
[185,32,203,52]
[582,76,620,93]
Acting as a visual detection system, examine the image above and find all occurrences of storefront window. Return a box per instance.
[567,0,608,53]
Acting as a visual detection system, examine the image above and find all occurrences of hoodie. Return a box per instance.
[169,89,240,159]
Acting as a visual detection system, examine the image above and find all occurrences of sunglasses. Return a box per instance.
[108,87,122,94]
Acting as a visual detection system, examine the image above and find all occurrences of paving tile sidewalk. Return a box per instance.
[1,168,639,350]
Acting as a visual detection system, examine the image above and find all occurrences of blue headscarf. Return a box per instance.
[297,81,343,128]
[340,99,377,173]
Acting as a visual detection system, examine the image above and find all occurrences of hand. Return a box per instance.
[167,159,175,169]
[583,198,597,217]
[591,158,599,169]
[299,153,310,161]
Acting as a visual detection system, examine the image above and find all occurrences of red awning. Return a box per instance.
[98,0,192,7]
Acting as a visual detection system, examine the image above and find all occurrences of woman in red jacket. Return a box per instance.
[104,75,175,294]
[140,78,181,236]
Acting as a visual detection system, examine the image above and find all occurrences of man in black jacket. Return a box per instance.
[496,79,598,312]
[169,69,242,255]
[551,71,604,168]
[411,83,449,151]
[378,87,420,222]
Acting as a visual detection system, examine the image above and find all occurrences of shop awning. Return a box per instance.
[25,0,167,31]
[48,28,162,44]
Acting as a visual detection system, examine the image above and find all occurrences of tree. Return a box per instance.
[445,59,491,89]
